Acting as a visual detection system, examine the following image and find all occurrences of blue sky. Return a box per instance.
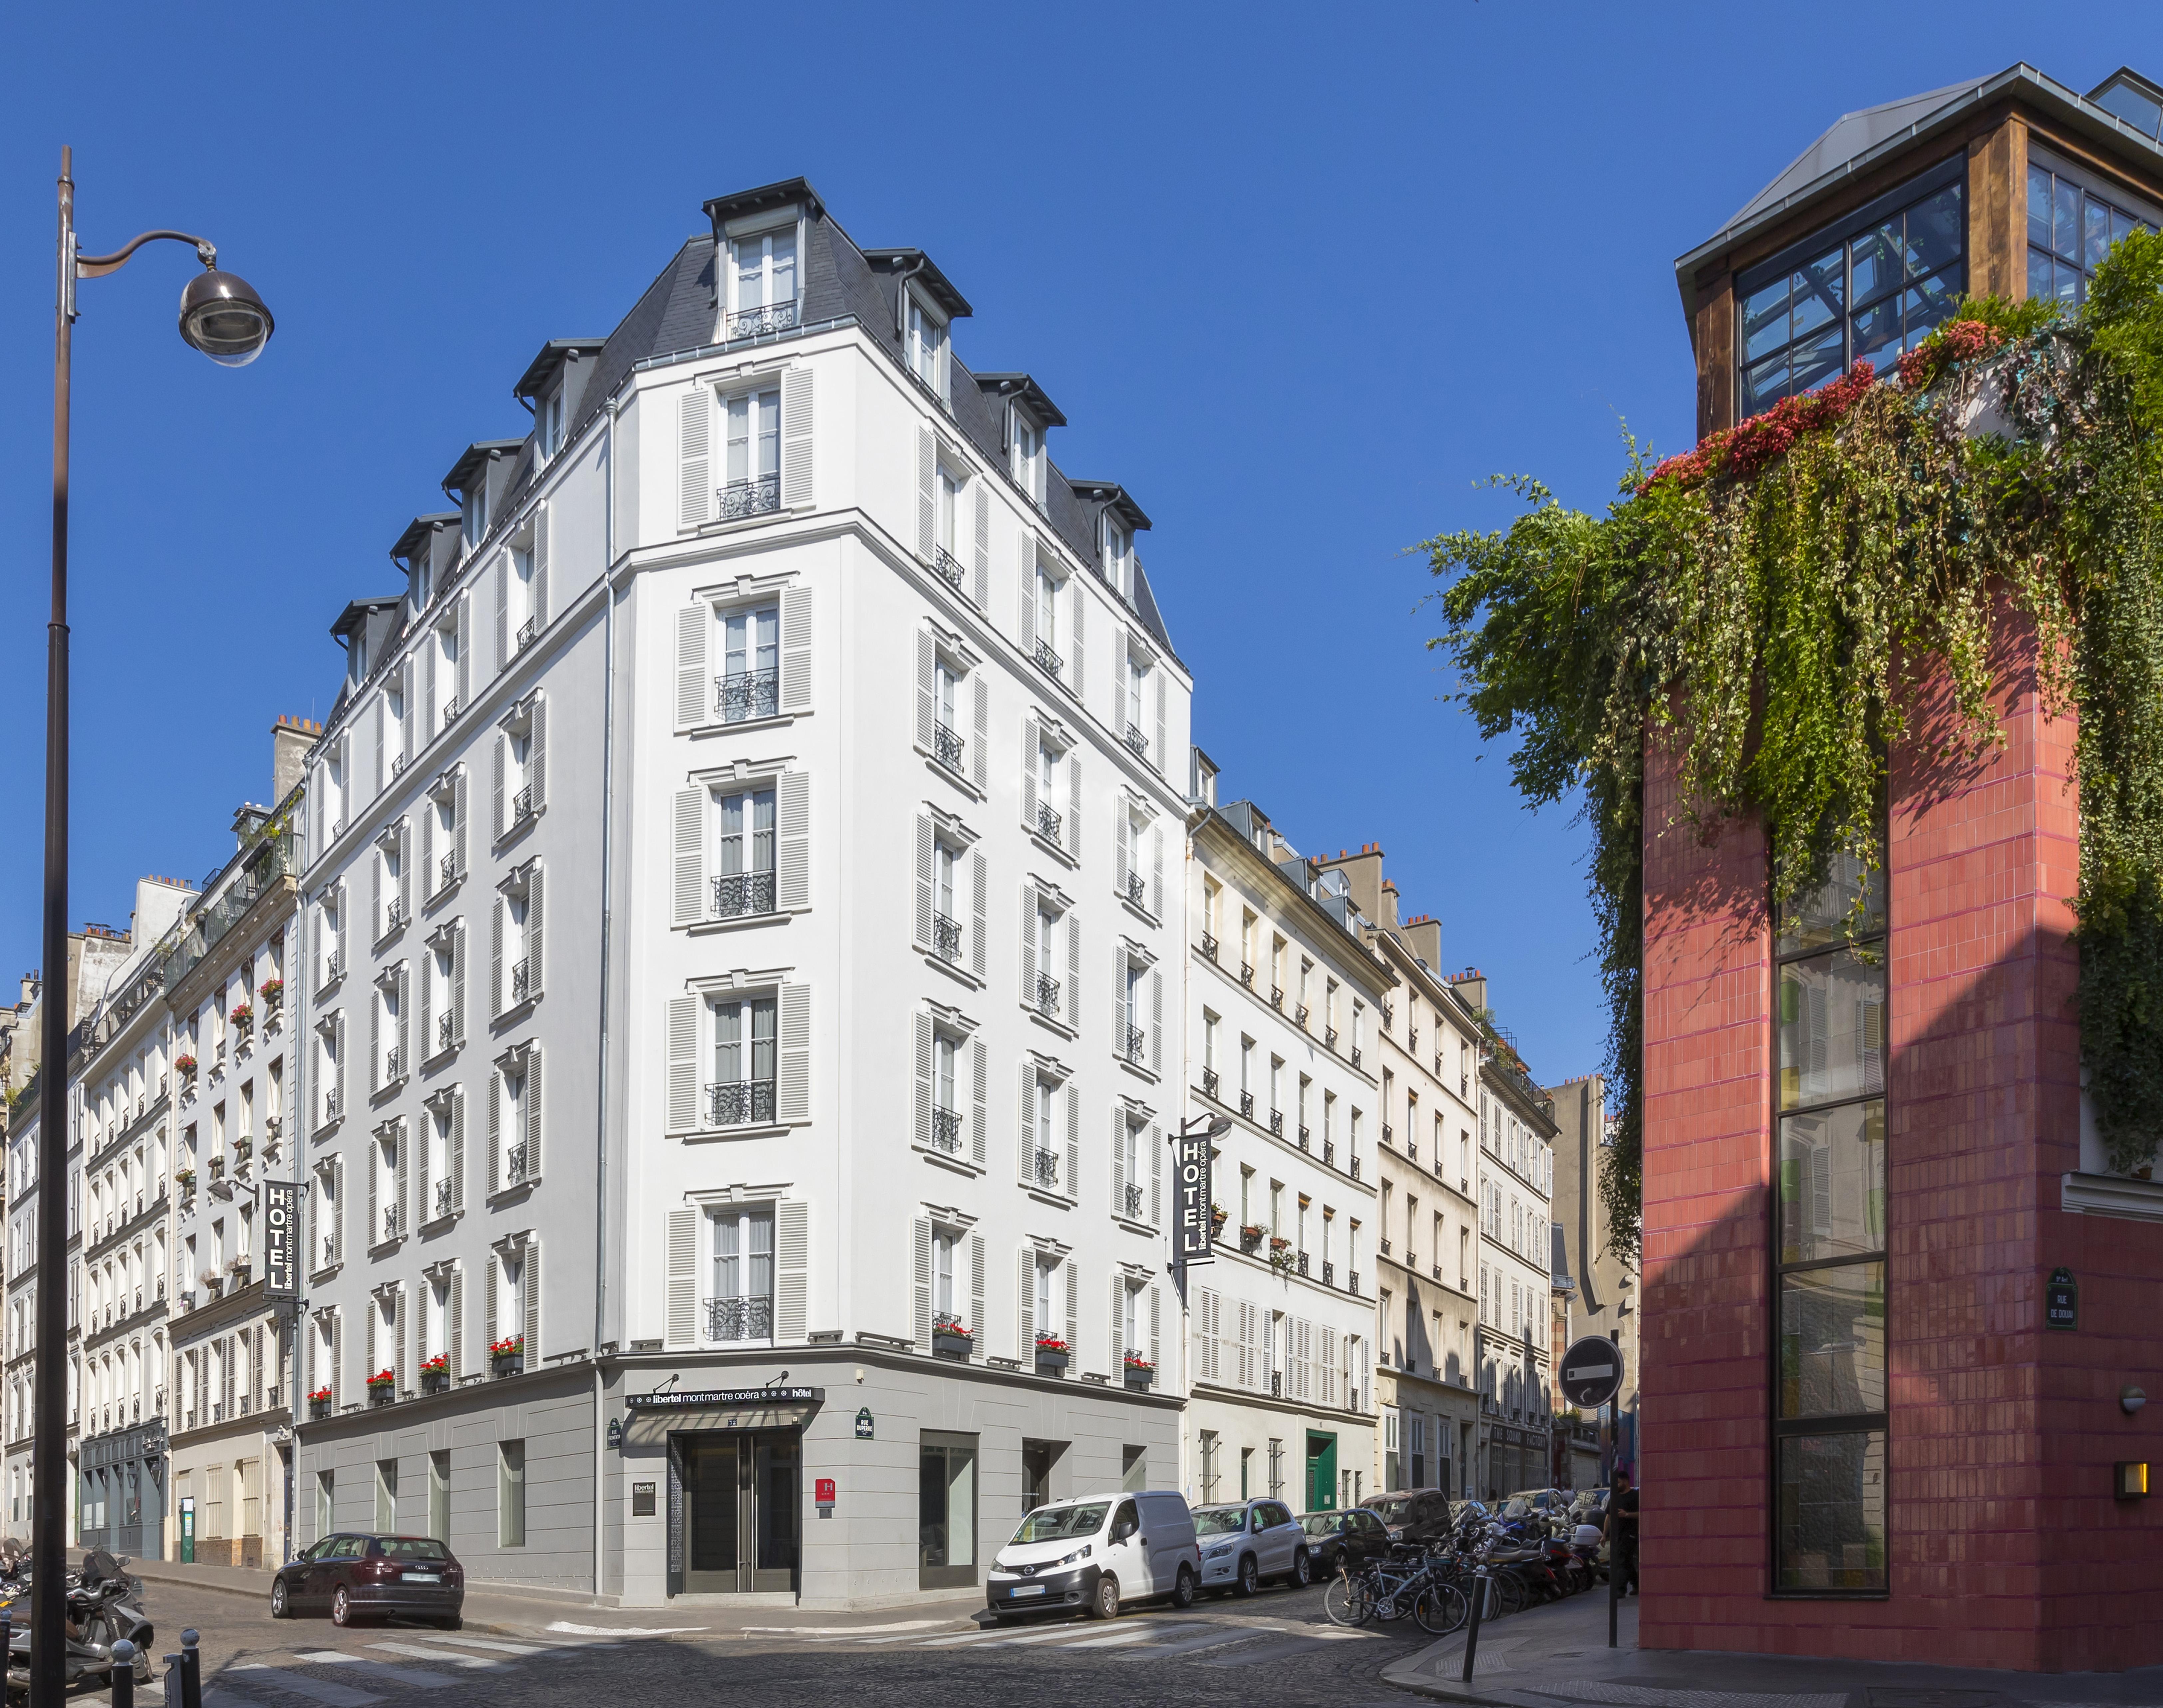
[1,4,2152,1083]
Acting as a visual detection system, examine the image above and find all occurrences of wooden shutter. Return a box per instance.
[972,483,989,608]
[394,1285,407,1390]
[673,788,706,927]
[330,1312,342,1406]
[1152,825,1164,919]
[448,1268,464,1377]
[490,898,505,1018]
[1115,811,1129,896]
[1066,911,1081,1027]
[777,983,810,1123]
[1018,1249,1035,1358]
[666,995,698,1133]
[367,1131,378,1247]
[775,772,809,911]
[913,1219,932,1351]
[914,1014,933,1152]
[523,1242,540,1359]
[414,1109,430,1227]
[915,630,935,751]
[775,1200,807,1340]
[970,850,987,979]
[675,606,708,730]
[1070,581,1085,703]
[494,557,509,671]
[450,1089,464,1212]
[781,366,814,508]
[1111,1275,1127,1365]
[679,386,712,529]
[914,815,934,951]
[1110,1107,1127,1220]
[533,504,550,627]
[971,1038,987,1167]
[780,586,812,711]
[1065,1084,1080,1205]
[969,1234,985,1343]
[1148,1283,1160,1376]
[485,1252,498,1352]
[456,594,472,710]
[398,822,412,921]
[373,696,386,797]
[1149,1122,1162,1228]
[1112,945,1126,1042]
[971,675,988,792]
[528,867,544,995]
[417,945,433,1069]
[666,1209,697,1347]
[530,694,547,811]
[453,770,468,876]
[395,1119,409,1235]
[369,990,381,1095]
[525,1047,542,1177]
[1018,534,1037,653]
[915,426,936,561]
[1154,669,1167,777]
[1068,753,1082,858]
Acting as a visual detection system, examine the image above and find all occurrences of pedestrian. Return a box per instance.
[1608,1469,1639,1596]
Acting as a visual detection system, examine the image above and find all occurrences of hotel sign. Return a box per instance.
[1175,1129,1214,1264]
[263,1180,299,1297]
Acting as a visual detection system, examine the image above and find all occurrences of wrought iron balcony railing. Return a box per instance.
[713,871,777,918]
[512,785,534,824]
[517,617,536,651]
[708,1079,777,1127]
[383,1046,402,1082]
[933,722,964,770]
[506,1142,531,1185]
[933,545,965,590]
[1123,723,1148,758]
[323,949,343,983]
[1239,962,1254,988]
[322,1235,340,1267]
[932,913,963,963]
[384,898,406,933]
[930,1108,963,1153]
[1200,931,1218,962]
[719,470,782,520]
[1297,1251,1310,1277]
[1032,1148,1060,1189]
[1122,1023,1146,1063]
[1298,1125,1310,1150]
[435,1178,453,1218]
[727,299,798,340]
[1324,1140,1336,1168]
[1322,1261,1335,1287]
[707,1293,775,1340]
[383,1206,400,1242]
[510,959,530,1004]
[438,1012,456,1051]
[1033,638,1063,678]
[1036,801,1063,843]
[439,851,459,888]
[1239,1091,1255,1120]
[443,695,462,723]
[1035,974,1062,1020]
[1269,1109,1283,1137]
[1123,1182,1144,1220]
[717,666,780,722]
[1202,1067,1220,1099]
[1125,871,1146,909]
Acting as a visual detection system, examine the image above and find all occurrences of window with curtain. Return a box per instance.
[714,787,776,916]
[708,1206,774,1342]
[709,996,777,1128]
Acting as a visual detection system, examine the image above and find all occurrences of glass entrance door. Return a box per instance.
[680,1430,799,1593]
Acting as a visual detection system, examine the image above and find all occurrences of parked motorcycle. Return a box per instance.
[0,1548,155,1697]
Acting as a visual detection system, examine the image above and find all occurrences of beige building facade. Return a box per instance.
[1547,1072,1633,1489]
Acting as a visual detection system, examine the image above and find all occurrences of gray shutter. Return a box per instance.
[679,386,712,529]
[398,822,412,921]
[530,694,547,811]
[1111,1275,1126,1363]
[777,983,810,1123]
[415,1108,430,1227]
[775,1200,807,1341]
[1018,1063,1034,1186]
[1149,1123,1163,1228]
[487,1070,501,1195]
[1151,970,1164,1074]
[533,505,550,627]
[914,1014,933,1151]
[1154,670,1167,777]
[1152,825,1164,918]
[1112,945,1126,1042]
[395,1120,409,1235]
[424,643,437,744]
[334,1012,346,1116]
[523,1242,539,1359]
[913,1219,932,1351]
[914,816,934,951]
[491,898,505,1018]
[1070,581,1085,704]
[419,798,434,903]
[450,922,465,1044]
[781,365,814,508]
[776,772,809,911]
[1149,1284,1160,1375]
[1021,715,1039,831]
[453,770,468,876]
[1064,1259,1079,1364]
[369,989,381,1094]
[972,484,989,608]
[1067,753,1082,858]
[450,1090,464,1212]
[915,630,935,751]
[1065,1083,1080,1205]
[394,1285,407,1391]
[1066,911,1081,1028]
[367,1135,378,1248]
[449,1267,464,1378]
[494,558,509,671]
[330,1313,342,1406]
[374,696,386,796]
[1110,1107,1127,1220]
[673,788,706,927]
[971,675,988,792]
[1018,1248,1035,1358]
[971,850,987,979]
[1115,812,1129,897]
[1018,533,1037,653]
[456,594,471,710]
[971,1038,987,1167]
[525,1047,542,1177]
[667,1209,697,1347]
[780,586,812,711]
[667,995,698,1133]
[485,1252,498,1352]
[417,946,433,1067]
[675,607,708,730]
[528,867,544,995]
[970,1234,985,1343]
[915,426,936,561]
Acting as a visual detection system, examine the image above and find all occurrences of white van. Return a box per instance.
[986,1490,1200,1621]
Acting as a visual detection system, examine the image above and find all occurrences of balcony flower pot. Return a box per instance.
[421,1371,451,1395]
[1034,1338,1070,1376]
[1209,1205,1229,1234]
[365,1370,396,1407]
[490,1335,525,1377]
[308,1392,331,1420]
[1239,1224,1264,1254]
[933,1326,975,1362]
[1123,1361,1155,1391]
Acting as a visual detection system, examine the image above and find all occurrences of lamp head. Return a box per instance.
[179,266,273,367]
[1206,1116,1234,1139]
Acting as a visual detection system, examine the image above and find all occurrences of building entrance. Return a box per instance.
[1305,1432,1338,1514]
[676,1430,799,1593]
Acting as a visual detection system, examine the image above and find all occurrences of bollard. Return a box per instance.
[164,1652,182,1708]
[1460,1565,1487,1684]
[179,1627,203,1708]
[111,1638,137,1708]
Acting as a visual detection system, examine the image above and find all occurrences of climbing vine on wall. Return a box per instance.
[1423,232,2163,1261]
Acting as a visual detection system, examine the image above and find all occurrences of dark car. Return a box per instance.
[1362,1489,1454,1544]
[1299,1508,1391,1575]
[269,1534,464,1628]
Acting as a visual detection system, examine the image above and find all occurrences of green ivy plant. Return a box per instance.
[1424,233,2163,1259]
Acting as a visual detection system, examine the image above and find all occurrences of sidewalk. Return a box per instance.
[1382,1589,2163,1708]
[128,1557,984,1638]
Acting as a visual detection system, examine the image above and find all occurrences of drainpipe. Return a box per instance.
[890,255,927,342]
[590,394,621,1601]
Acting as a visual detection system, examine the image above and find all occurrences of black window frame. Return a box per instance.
[2024,144,2160,310]
[1735,158,1967,422]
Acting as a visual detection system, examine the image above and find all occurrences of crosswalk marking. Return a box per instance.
[364,1641,501,1669]
[292,1653,461,1689]
[1059,1623,1194,1648]
[228,1665,381,1706]
[412,1633,551,1655]
[917,1626,1035,1647]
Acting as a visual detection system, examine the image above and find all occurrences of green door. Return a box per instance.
[1305,1433,1338,1513]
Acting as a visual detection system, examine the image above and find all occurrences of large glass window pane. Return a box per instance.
[1777,1432,1885,1592]
[2085,194,2113,270]
[2055,176,2081,262]
[1789,323,1847,396]
[2028,165,2054,251]
[1778,950,1886,1110]
[1850,224,1902,306]
[1741,351,1791,417]
[1902,267,1963,347]
[2028,248,2056,305]
[1779,1263,1885,1417]
[1742,278,1793,363]
[1780,1101,1886,1264]
[1789,251,1843,339]
[1905,186,1963,278]
[1851,296,1905,376]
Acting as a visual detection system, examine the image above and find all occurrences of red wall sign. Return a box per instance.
[815,1478,836,1504]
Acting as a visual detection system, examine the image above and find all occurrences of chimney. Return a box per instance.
[1400,913,1442,970]
[1316,841,1387,924]
[1446,966,1488,1016]
[272,715,319,807]
[1379,879,1402,931]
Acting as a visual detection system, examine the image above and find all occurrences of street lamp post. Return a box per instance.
[33,145,271,1708]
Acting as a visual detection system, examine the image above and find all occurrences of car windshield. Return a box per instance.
[1501,1497,1532,1518]
[1192,1507,1248,1537]
[1011,1503,1109,1544]
[1300,1513,1345,1537]
[379,1538,451,1560]
[1367,1496,1412,1523]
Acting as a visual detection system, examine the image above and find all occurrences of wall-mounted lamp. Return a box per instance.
[2114,1460,2150,1500]
[2122,1385,2147,1416]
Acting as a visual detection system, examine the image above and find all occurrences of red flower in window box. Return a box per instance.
[489,1335,524,1359]
[1123,1354,1155,1372]
[419,1353,449,1376]
[1033,1335,1069,1354]
[364,1368,395,1389]
[307,1386,332,1404]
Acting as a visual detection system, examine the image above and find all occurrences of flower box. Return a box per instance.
[365,1368,396,1406]
[1124,1360,1155,1391]
[490,1334,524,1377]
[259,980,284,1010]
[1239,1224,1264,1254]
[1034,1348,1069,1375]
[933,1325,974,1361]
[421,1370,451,1394]
[309,1397,331,1420]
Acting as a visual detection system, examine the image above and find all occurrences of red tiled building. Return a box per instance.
[1643,63,2163,1671]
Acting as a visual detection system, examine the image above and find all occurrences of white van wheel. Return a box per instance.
[1088,1575,1119,1620]
[1171,1565,1197,1609]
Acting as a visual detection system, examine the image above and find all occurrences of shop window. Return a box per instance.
[918,1431,979,1589]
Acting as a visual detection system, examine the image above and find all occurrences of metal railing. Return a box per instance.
[932,545,965,590]
[1322,1261,1335,1287]
[1270,985,1283,1010]
[1349,1270,1360,1295]
[1296,1251,1310,1277]
[1326,1026,1338,1049]
[1296,1003,1309,1026]
[1033,638,1063,678]
[442,695,462,723]
[516,616,537,651]
[393,752,409,776]
[1032,1148,1060,1189]
[708,1079,777,1127]
[932,913,962,963]
[1200,931,1218,962]
[324,948,343,983]
[383,1046,401,1082]
[510,958,531,1004]
[1239,1090,1254,1119]
[1126,871,1146,909]
[1299,1125,1310,1150]
[383,1206,400,1241]
[1123,1182,1144,1220]
[439,850,459,888]
[1035,973,1062,1019]
[1352,1046,1363,1069]
[713,870,777,917]
[930,1108,963,1152]
[1123,723,1148,758]
[506,1142,531,1185]
[717,666,780,721]
[934,722,965,769]
[718,470,782,519]
[1350,1154,1362,1180]
[384,897,406,933]
[1036,801,1063,843]
[435,1178,453,1218]
[438,1012,456,1051]
[1239,962,1254,988]
[512,784,534,823]
[322,1235,340,1267]
[1269,1108,1283,1137]
[727,299,798,340]
[1122,1023,1146,1062]
[1202,1067,1220,1099]
[322,1089,340,1122]
[1324,1140,1336,1168]
[707,1294,774,1340]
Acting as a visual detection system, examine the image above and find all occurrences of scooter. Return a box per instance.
[0,1549,156,1698]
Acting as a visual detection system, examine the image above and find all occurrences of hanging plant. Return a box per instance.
[1425,233,2163,1258]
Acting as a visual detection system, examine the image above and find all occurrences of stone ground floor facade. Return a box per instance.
[1184,1389,1375,1516]
[294,1347,1182,1609]
[167,1412,289,1566]
[1376,1364,1479,1499]
[77,1419,167,1561]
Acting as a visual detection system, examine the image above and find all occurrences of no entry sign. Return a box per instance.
[1559,1335,1624,1409]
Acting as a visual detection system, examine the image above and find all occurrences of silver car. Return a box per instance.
[1193,1498,1311,1596]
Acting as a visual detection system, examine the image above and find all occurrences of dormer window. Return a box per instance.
[539,387,566,462]
[1103,517,1131,596]
[728,223,799,340]
[906,296,947,403]
[1011,412,1043,505]
[350,630,369,683]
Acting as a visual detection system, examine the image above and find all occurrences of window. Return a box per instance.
[428,1450,450,1542]
[933,1032,959,1149]
[2028,157,2153,307]
[462,475,489,549]
[709,996,777,1128]
[1774,851,1887,1594]
[933,1228,958,1323]
[1033,562,1064,677]
[918,1431,978,1589]
[1119,958,1147,1064]
[936,461,961,571]
[714,787,776,918]
[539,387,566,461]
[1738,173,1964,418]
[906,297,947,401]
[722,389,781,518]
[316,1470,333,1540]
[729,225,798,336]
[719,604,779,722]
[1123,652,1149,759]
[1103,515,1130,596]
[1011,410,1044,505]
[495,1053,535,1188]
[497,1440,526,1548]
[708,1206,774,1342]
[375,1459,397,1533]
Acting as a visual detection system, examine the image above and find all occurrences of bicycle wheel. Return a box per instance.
[1494,1571,1526,1616]
[1414,1581,1469,1636]
[1323,1570,1372,1627]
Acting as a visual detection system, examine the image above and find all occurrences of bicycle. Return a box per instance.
[1325,1546,1468,1635]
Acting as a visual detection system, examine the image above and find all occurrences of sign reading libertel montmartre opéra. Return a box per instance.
[1175,1129,1214,1264]
[263,1179,298,1297]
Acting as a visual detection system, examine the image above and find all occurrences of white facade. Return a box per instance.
[1181,787,1383,1515]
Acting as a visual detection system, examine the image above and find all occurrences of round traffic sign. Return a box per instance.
[1558,1334,1624,1409]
